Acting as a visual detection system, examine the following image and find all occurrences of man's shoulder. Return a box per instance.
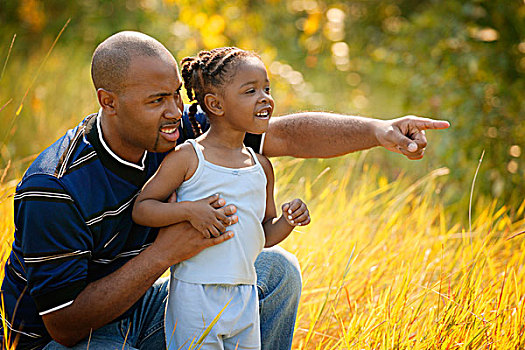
[21,115,96,183]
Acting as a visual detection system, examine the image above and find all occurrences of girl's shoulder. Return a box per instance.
[174,140,198,154]
[163,141,199,180]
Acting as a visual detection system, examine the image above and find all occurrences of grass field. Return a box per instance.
[1,20,524,348]
[1,154,525,349]
[273,157,525,349]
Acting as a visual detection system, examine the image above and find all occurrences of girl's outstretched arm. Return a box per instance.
[258,154,310,247]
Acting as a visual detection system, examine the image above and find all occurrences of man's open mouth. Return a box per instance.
[160,125,179,134]
[159,121,181,142]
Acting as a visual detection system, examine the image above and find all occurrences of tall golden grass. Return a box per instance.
[272,156,525,349]
[1,175,17,348]
[2,23,525,349]
[1,154,525,349]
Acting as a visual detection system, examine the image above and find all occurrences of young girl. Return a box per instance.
[132,47,310,349]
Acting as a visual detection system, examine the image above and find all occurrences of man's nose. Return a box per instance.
[165,97,182,120]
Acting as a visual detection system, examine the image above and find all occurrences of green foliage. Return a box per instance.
[1,0,524,205]
[389,1,525,203]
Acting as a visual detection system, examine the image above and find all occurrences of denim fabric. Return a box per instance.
[42,278,168,350]
[255,247,302,350]
[41,247,301,350]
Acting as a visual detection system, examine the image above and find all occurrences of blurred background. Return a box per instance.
[0,0,524,212]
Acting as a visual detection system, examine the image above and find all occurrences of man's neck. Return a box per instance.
[98,111,147,169]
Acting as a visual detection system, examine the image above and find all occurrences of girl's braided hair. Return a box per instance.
[180,47,260,137]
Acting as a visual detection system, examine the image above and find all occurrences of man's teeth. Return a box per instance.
[161,127,177,134]
[256,111,269,117]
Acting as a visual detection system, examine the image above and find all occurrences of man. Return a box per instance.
[0,31,449,349]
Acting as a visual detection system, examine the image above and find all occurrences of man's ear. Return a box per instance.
[204,93,224,116]
[97,88,118,116]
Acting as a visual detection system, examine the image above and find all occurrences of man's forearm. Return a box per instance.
[263,112,381,158]
[42,244,169,346]
[41,220,234,347]
[263,112,450,160]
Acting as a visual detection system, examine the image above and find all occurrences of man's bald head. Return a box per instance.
[91,31,175,93]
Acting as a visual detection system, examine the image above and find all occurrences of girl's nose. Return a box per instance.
[259,92,273,104]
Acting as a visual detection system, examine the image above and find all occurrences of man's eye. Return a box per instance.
[152,98,163,103]
[265,87,271,93]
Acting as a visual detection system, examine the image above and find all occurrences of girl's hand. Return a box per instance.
[282,199,310,227]
[187,194,237,238]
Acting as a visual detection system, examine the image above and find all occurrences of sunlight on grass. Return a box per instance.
[0,179,15,349]
[272,156,525,349]
[1,3,524,348]
[1,155,525,348]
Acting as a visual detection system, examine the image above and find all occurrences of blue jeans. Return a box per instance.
[42,246,301,350]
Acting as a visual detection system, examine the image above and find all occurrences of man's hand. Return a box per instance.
[375,115,450,160]
[42,192,238,347]
[152,222,233,266]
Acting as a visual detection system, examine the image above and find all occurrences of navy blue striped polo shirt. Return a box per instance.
[1,107,263,346]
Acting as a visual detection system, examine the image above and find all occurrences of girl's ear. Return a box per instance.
[97,88,118,116]
[204,93,224,116]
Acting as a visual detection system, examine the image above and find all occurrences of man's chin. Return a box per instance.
[154,142,177,153]
[154,130,180,152]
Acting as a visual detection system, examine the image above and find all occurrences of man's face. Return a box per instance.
[111,55,184,160]
[219,57,274,135]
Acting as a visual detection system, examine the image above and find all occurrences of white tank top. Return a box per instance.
[170,139,267,285]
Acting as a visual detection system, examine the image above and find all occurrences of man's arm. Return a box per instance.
[42,219,234,346]
[262,113,450,160]
[15,174,231,347]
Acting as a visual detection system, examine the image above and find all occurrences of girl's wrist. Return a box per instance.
[179,201,193,221]
[279,214,295,227]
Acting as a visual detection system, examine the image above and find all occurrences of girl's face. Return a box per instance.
[216,57,274,135]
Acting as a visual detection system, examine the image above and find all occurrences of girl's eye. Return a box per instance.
[265,87,271,93]
[245,89,255,94]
